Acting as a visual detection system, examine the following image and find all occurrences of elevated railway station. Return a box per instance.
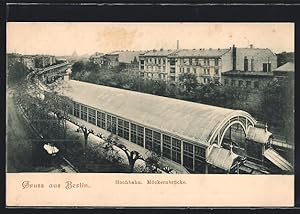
[57,79,293,174]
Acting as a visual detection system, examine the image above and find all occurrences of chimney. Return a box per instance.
[177,40,179,49]
[250,44,253,48]
[232,44,237,70]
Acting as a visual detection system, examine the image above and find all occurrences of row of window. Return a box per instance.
[179,58,219,66]
[243,57,272,72]
[224,78,260,88]
[142,57,167,65]
[144,65,167,72]
[141,57,220,67]
[71,102,207,173]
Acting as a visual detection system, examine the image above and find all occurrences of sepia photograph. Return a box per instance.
[5,22,295,206]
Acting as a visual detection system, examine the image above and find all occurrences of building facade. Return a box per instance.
[139,49,177,81]
[139,45,278,84]
[168,48,232,83]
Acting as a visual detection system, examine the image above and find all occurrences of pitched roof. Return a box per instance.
[222,71,274,77]
[60,80,255,146]
[263,148,293,171]
[142,49,178,56]
[169,48,231,58]
[273,62,294,72]
[206,144,239,171]
[106,51,146,63]
[236,48,276,58]
[246,126,272,144]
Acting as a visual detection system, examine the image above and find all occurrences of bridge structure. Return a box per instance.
[36,62,70,82]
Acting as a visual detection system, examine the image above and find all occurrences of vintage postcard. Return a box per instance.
[6,22,294,207]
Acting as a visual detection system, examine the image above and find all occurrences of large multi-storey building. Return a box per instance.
[139,49,177,81]
[139,45,278,84]
[168,48,232,83]
[221,45,278,89]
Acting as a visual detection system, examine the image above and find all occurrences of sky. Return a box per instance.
[7,22,294,56]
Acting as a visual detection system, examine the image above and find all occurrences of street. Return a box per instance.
[6,90,76,173]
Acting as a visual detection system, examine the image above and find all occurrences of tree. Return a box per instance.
[116,144,144,172]
[143,152,161,173]
[103,134,122,164]
[261,79,294,141]
[78,126,94,162]
[71,61,85,78]
[7,61,29,87]
[178,73,199,94]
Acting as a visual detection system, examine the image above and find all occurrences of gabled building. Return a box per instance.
[221,45,277,89]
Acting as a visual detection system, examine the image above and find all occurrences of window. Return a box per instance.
[158,58,161,64]
[153,131,161,155]
[224,79,228,86]
[170,59,176,66]
[131,123,144,146]
[171,138,181,164]
[231,79,236,86]
[117,119,129,140]
[170,76,175,81]
[162,59,165,64]
[80,105,87,121]
[215,58,219,66]
[254,81,259,89]
[189,58,192,65]
[192,58,196,65]
[215,68,219,75]
[123,120,130,140]
[163,135,171,159]
[187,67,190,73]
[180,59,184,65]
[68,102,74,115]
[194,145,206,173]
[244,56,248,71]
[263,63,272,72]
[193,68,196,74]
[154,58,157,64]
[204,59,209,66]
[246,81,251,88]
[170,67,176,74]
[140,60,144,65]
[207,68,210,75]
[107,115,117,134]
[97,111,106,129]
[88,108,96,125]
[238,80,243,87]
[145,128,153,150]
[251,58,254,71]
[183,142,194,171]
[74,102,80,118]
[197,59,202,66]
[180,67,184,73]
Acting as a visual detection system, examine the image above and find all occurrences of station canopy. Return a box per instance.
[60,80,254,146]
